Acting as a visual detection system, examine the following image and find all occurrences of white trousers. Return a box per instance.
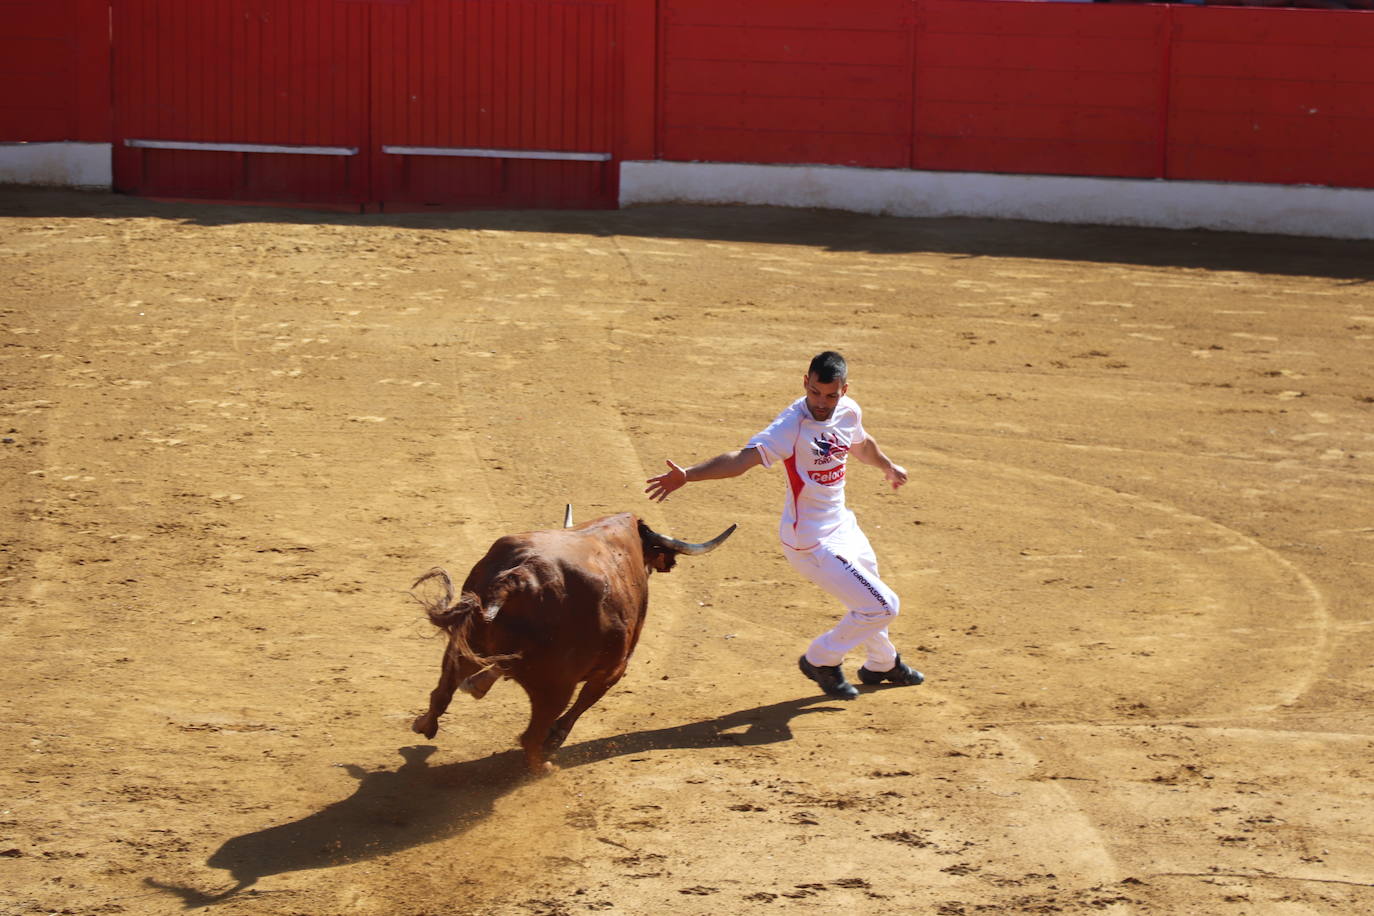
[785,525,900,670]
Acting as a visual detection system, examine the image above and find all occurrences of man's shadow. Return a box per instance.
[146,695,843,907]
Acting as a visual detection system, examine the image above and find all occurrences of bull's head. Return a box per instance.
[637,520,737,573]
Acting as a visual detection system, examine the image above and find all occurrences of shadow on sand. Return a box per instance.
[4,186,1373,282]
[144,695,845,908]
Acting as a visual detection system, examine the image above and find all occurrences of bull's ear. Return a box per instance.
[649,549,677,573]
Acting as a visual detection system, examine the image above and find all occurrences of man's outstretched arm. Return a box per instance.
[852,436,908,490]
[645,447,763,502]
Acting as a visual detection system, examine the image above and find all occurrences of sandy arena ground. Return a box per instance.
[2,186,1373,916]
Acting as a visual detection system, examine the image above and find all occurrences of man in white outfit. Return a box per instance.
[645,351,924,700]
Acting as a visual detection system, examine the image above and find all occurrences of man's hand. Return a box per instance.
[645,460,688,503]
[883,462,908,490]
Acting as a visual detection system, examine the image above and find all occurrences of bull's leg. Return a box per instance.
[412,650,461,740]
[519,680,576,775]
[545,669,622,756]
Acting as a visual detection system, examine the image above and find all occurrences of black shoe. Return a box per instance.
[857,654,925,687]
[799,655,859,700]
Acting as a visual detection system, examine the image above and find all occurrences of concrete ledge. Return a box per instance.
[0,142,112,189]
[620,160,1374,241]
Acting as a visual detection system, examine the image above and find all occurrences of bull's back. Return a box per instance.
[467,515,650,664]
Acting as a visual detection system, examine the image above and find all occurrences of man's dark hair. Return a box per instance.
[808,351,848,383]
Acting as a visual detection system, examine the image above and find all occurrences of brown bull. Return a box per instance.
[410,511,735,774]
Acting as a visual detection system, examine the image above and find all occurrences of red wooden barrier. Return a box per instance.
[659,0,1374,192]
[914,0,1167,178]
[1168,7,1374,190]
[659,0,914,168]
[0,0,111,142]
[8,0,1374,205]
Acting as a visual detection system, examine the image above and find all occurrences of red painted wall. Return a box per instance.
[0,0,111,142]
[1168,8,1374,189]
[659,0,914,168]
[913,0,1167,179]
[660,0,1374,191]
[4,0,1373,201]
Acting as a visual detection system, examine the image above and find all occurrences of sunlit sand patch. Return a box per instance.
[953,279,1002,292]
[617,249,691,259]
[1311,527,1374,539]
[185,399,249,410]
[378,378,439,389]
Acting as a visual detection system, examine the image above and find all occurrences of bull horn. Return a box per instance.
[642,522,737,556]
[563,504,573,528]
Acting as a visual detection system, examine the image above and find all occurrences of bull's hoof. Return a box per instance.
[411,714,439,739]
[544,727,570,755]
[526,760,557,778]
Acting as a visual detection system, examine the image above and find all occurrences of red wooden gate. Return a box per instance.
[112,0,621,210]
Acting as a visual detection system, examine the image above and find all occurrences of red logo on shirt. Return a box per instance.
[807,465,846,486]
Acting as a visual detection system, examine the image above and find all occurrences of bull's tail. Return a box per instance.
[410,567,475,628]
[409,566,521,673]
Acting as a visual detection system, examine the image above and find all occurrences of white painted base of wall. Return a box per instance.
[620,160,1374,241]
[0,142,112,189]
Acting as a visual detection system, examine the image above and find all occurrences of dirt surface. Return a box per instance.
[3,186,1373,916]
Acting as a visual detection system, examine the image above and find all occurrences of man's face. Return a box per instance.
[803,372,848,421]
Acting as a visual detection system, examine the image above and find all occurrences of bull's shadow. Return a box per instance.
[146,695,842,908]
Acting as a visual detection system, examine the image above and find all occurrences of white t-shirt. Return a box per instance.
[747,395,868,551]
